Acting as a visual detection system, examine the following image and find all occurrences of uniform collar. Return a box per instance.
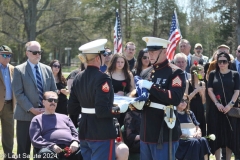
[153,59,168,69]
[87,65,99,70]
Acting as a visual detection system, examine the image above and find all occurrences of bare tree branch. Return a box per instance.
[36,18,82,36]
[71,22,90,41]
[4,11,20,21]
[36,0,50,21]
[12,0,25,13]
[0,31,25,44]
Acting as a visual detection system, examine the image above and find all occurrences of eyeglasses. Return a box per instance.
[217,60,228,64]
[52,64,60,68]
[28,50,43,55]
[180,99,189,104]
[44,98,58,103]
[142,56,149,60]
[106,51,112,56]
[1,54,12,58]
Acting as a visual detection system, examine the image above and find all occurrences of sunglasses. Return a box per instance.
[44,98,58,103]
[142,56,149,60]
[53,64,60,68]
[1,54,12,58]
[28,50,43,55]
[195,48,202,50]
[238,50,240,53]
[180,99,189,104]
[217,60,228,64]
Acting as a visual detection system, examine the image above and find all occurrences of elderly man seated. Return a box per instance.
[29,91,82,160]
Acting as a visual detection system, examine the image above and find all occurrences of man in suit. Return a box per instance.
[0,45,16,160]
[179,39,203,73]
[12,41,57,159]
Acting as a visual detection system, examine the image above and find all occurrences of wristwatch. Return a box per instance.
[229,101,235,107]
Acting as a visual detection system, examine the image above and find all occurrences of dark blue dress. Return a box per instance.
[175,111,211,160]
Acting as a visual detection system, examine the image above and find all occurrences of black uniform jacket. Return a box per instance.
[68,65,117,140]
[140,59,186,143]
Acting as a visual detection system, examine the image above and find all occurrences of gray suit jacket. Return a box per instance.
[12,61,57,121]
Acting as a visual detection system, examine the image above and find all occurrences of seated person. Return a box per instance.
[123,109,141,154]
[29,91,82,160]
[175,94,210,160]
[114,118,129,160]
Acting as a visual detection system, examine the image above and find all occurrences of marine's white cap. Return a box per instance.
[79,39,107,54]
[142,37,171,51]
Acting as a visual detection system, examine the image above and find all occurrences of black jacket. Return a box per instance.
[68,66,117,140]
[140,59,186,143]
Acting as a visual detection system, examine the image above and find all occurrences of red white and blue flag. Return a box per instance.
[166,10,182,61]
[114,10,122,54]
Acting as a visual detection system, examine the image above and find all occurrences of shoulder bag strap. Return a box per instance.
[218,72,233,131]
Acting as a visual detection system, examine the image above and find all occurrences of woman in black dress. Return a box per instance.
[188,62,206,136]
[50,60,69,115]
[207,52,240,160]
[175,94,211,160]
[107,53,134,126]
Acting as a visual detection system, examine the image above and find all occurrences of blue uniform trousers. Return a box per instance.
[140,140,179,160]
[80,139,115,160]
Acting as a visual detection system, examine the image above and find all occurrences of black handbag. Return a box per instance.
[219,72,240,118]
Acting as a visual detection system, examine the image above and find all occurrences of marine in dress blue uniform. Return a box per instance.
[68,39,122,160]
[133,37,186,160]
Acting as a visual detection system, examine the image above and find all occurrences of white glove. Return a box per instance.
[137,80,153,90]
[130,101,145,110]
[118,102,129,113]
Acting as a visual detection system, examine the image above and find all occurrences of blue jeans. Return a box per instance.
[80,139,115,160]
[140,141,179,160]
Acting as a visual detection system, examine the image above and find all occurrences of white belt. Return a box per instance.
[149,102,176,110]
[82,108,96,114]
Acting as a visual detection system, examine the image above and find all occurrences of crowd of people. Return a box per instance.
[1,36,240,160]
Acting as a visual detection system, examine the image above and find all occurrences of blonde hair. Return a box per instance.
[78,53,98,63]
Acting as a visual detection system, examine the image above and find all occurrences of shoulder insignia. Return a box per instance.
[102,82,110,92]
[172,76,182,87]
[169,63,180,71]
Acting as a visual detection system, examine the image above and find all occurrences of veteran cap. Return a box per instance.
[142,37,171,51]
[217,44,230,50]
[79,39,107,54]
[0,45,13,54]
[194,43,202,49]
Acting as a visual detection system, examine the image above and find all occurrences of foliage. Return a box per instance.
[0,0,239,65]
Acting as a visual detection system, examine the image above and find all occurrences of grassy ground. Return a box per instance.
[0,71,234,159]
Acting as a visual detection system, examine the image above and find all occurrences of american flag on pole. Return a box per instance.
[166,10,181,61]
[114,10,122,54]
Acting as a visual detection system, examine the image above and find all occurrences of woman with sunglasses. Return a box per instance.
[207,52,240,160]
[107,53,134,127]
[132,49,151,76]
[175,94,211,160]
[50,60,69,115]
[188,62,206,136]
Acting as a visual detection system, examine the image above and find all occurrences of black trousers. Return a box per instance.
[16,121,32,160]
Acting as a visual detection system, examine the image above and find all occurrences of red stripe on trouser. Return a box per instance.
[108,139,113,160]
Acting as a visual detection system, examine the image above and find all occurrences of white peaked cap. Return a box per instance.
[142,37,171,51]
[79,39,107,54]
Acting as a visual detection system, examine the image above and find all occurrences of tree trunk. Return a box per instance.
[152,0,158,37]
[25,0,38,41]
[237,0,240,45]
